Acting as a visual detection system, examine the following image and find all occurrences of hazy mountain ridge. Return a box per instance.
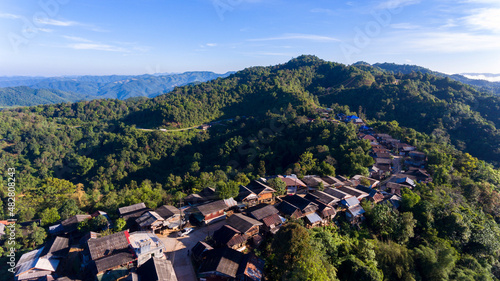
[0,71,232,106]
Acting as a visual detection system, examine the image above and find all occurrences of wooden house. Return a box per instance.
[244,180,276,204]
[155,205,183,231]
[118,203,150,222]
[237,185,259,207]
[276,201,303,219]
[137,257,177,281]
[281,195,318,216]
[226,213,263,237]
[212,225,248,250]
[278,175,307,195]
[135,211,164,233]
[337,185,370,201]
[196,200,229,225]
[191,241,214,263]
[86,231,134,276]
[246,204,283,234]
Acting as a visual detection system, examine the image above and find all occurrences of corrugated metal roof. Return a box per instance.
[197,200,228,216]
[305,213,322,224]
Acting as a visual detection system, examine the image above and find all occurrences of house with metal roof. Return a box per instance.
[15,236,69,281]
[135,211,165,233]
[137,257,177,281]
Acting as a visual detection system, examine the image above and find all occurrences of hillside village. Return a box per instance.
[4,111,433,281]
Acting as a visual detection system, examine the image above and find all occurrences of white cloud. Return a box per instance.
[463,8,500,33]
[376,0,420,10]
[68,43,127,52]
[63,35,92,42]
[390,23,420,29]
[462,74,500,82]
[310,8,337,16]
[0,13,22,19]
[206,43,217,47]
[38,28,53,33]
[248,33,339,42]
[35,18,78,27]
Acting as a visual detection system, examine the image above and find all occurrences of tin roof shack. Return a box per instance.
[137,257,177,281]
[118,203,151,223]
[337,186,370,201]
[227,213,263,237]
[86,231,134,277]
[15,236,70,281]
[341,197,365,224]
[135,211,165,233]
[196,200,229,225]
[212,225,249,251]
[129,231,166,266]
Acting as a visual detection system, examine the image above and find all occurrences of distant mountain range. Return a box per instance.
[360,62,500,96]
[0,71,232,107]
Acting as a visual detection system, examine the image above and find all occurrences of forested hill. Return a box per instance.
[0,71,231,107]
[34,55,498,165]
[0,86,91,107]
[372,62,500,96]
[1,55,500,280]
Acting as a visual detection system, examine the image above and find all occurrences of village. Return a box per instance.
[5,111,433,281]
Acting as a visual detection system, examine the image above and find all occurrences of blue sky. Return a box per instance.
[0,0,499,76]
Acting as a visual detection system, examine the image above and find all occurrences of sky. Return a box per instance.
[0,0,499,76]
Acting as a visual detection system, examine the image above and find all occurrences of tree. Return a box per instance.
[268,177,287,196]
[59,199,81,220]
[216,181,239,199]
[28,222,46,248]
[115,218,127,232]
[40,207,61,226]
[92,215,109,231]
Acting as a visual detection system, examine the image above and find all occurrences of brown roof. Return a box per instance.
[227,213,263,234]
[376,158,392,165]
[138,257,177,281]
[87,231,130,261]
[93,252,135,273]
[213,225,248,248]
[118,203,150,220]
[198,247,245,278]
[307,191,340,206]
[262,213,282,227]
[135,211,164,228]
[197,200,228,216]
[118,203,147,216]
[279,176,307,187]
[155,205,180,219]
[40,236,69,258]
[246,180,276,195]
[248,205,279,221]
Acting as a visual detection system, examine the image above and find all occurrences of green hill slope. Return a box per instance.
[0,86,90,107]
